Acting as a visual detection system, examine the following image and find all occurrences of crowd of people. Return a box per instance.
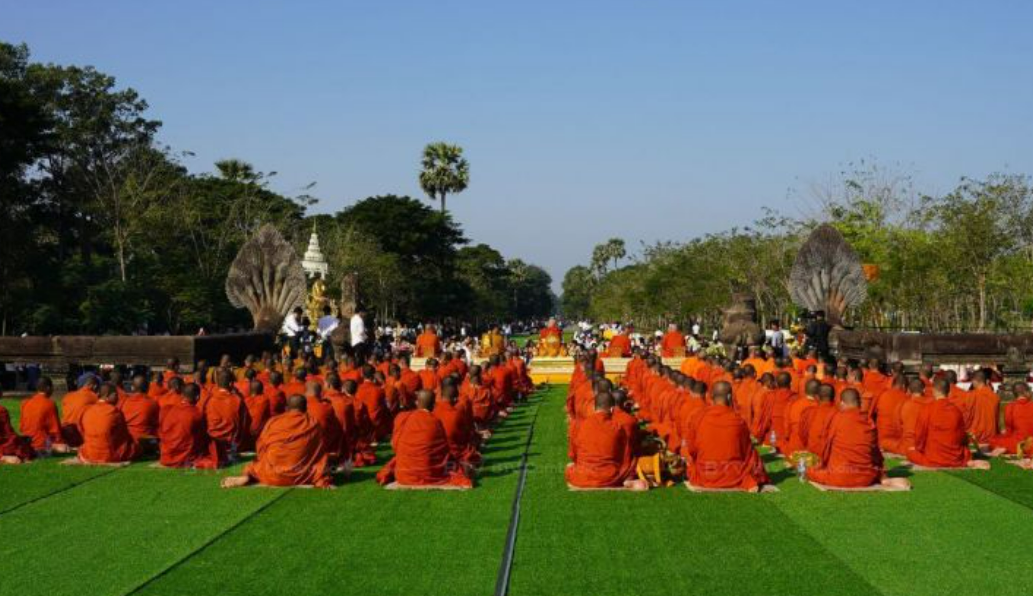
[0,340,537,490]
[565,344,1030,492]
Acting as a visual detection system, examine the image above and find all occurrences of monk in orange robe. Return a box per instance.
[608,330,632,357]
[989,383,1033,456]
[281,368,308,399]
[77,384,139,464]
[751,372,795,449]
[907,378,988,469]
[264,371,287,415]
[376,390,472,488]
[323,374,357,463]
[800,383,838,454]
[305,382,344,463]
[566,391,647,490]
[683,381,770,491]
[418,359,442,394]
[342,379,376,466]
[157,377,186,411]
[966,372,999,445]
[464,366,496,430]
[242,379,271,451]
[356,365,392,441]
[783,378,818,455]
[200,370,250,465]
[807,388,908,489]
[158,383,216,468]
[861,360,891,397]
[868,374,908,453]
[60,374,100,446]
[119,375,160,444]
[659,323,685,358]
[611,389,641,471]
[19,378,67,453]
[415,324,442,358]
[885,379,934,455]
[222,395,334,488]
[0,397,34,463]
[433,382,481,469]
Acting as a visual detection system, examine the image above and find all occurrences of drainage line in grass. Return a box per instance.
[121,488,293,596]
[0,466,121,517]
[493,396,542,596]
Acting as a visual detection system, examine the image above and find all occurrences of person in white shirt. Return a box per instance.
[281,307,304,357]
[350,307,369,361]
[316,306,340,361]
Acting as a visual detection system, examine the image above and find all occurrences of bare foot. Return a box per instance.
[967,460,991,470]
[881,477,911,490]
[987,447,1006,458]
[51,443,71,454]
[624,478,649,491]
[220,475,252,489]
[0,455,23,465]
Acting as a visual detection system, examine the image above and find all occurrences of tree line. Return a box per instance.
[0,41,553,336]
[562,163,1033,333]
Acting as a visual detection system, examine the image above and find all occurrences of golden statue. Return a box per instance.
[480,327,505,358]
[306,275,330,326]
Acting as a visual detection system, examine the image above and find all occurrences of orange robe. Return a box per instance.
[19,393,62,451]
[612,407,641,472]
[433,400,481,467]
[376,409,472,487]
[989,397,1033,454]
[565,411,633,488]
[751,388,794,449]
[869,387,908,452]
[948,387,976,430]
[783,398,815,455]
[608,334,632,357]
[79,402,139,463]
[60,387,98,446]
[683,404,769,490]
[356,382,392,441]
[119,393,160,442]
[660,331,685,358]
[158,401,216,468]
[800,401,837,454]
[200,388,249,464]
[967,385,1000,443]
[264,385,287,416]
[0,404,34,459]
[465,383,496,425]
[807,410,884,487]
[907,400,971,468]
[243,393,271,450]
[307,396,345,459]
[891,396,932,454]
[244,411,333,487]
[415,332,442,358]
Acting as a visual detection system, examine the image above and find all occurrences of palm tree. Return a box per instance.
[418,142,469,213]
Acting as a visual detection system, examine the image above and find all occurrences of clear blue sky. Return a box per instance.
[5,1,1033,291]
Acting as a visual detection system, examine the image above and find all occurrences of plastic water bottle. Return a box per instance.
[797,458,807,482]
[42,436,52,458]
[229,441,239,463]
[769,430,777,449]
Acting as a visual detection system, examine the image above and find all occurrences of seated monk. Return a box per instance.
[967,371,1000,445]
[306,382,345,464]
[989,383,1033,456]
[868,374,908,453]
[158,383,216,469]
[433,381,482,470]
[376,390,472,488]
[464,366,496,431]
[883,378,932,455]
[419,359,442,394]
[807,388,909,489]
[77,383,139,464]
[566,391,648,490]
[357,365,392,442]
[157,377,186,411]
[415,324,442,358]
[751,372,795,450]
[659,323,685,358]
[200,369,250,465]
[682,381,770,492]
[119,375,160,445]
[0,394,35,464]
[907,378,989,469]
[60,374,100,447]
[783,379,819,456]
[19,377,69,454]
[242,379,271,452]
[800,383,838,454]
[608,329,632,358]
[611,389,641,472]
[222,395,334,488]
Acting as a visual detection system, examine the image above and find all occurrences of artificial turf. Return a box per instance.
[3,388,1033,596]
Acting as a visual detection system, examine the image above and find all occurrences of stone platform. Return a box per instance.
[413,356,686,384]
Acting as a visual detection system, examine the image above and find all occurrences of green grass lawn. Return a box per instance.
[3,388,1033,596]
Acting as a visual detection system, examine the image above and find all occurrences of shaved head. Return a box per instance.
[286,394,306,411]
[711,381,732,406]
[594,391,615,411]
[416,390,435,411]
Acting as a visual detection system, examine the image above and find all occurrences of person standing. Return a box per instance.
[317,306,340,363]
[350,306,369,362]
[281,307,304,358]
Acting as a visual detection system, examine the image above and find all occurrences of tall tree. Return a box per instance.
[418,142,469,213]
